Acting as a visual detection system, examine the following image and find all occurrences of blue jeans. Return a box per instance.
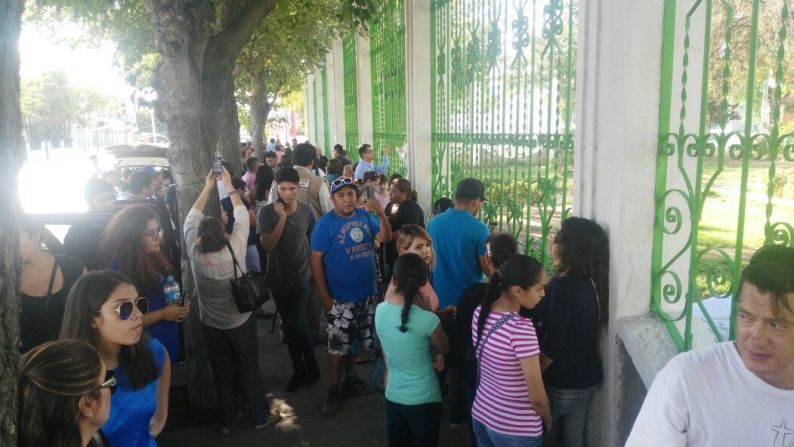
[548,384,600,447]
[272,285,317,372]
[385,399,442,447]
[472,418,543,447]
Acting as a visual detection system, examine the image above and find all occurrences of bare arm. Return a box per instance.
[191,170,217,213]
[311,251,333,312]
[150,350,171,437]
[430,324,449,354]
[259,203,288,252]
[520,355,552,431]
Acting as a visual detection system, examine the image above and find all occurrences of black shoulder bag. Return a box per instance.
[226,242,271,313]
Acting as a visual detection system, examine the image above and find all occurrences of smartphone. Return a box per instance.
[212,157,223,176]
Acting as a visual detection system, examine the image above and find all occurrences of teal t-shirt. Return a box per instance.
[375,301,442,405]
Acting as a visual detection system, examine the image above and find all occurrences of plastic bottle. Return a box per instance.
[163,275,181,305]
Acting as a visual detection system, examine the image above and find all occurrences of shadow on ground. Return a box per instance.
[159,317,471,446]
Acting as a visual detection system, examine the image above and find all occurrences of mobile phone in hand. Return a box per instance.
[212,157,223,176]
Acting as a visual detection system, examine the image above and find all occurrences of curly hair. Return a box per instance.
[557,217,610,324]
[100,204,172,294]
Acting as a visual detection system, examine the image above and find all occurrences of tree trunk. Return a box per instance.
[145,0,275,410]
[202,55,242,176]
[0,0,25,444]
[250,70,272,156]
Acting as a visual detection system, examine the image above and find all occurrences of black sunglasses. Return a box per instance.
[96,297,149,320]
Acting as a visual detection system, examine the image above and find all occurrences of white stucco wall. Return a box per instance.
[406,0,433,210]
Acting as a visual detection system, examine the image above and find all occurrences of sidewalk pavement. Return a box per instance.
[159,317,471,446]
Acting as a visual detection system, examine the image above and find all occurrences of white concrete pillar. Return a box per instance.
[305,80,314,142]
[356,33,374,151]
[573,0,668,445]
[331,38,347,149]
[314,69,326,150]
[406,0,433,209]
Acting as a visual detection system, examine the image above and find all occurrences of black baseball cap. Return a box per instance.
[455,178,486,201]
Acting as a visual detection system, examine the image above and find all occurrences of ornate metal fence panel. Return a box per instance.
[431,0,577,266]
[343,33,361,164]
[312,74,320,146]
[370,0,408,177]
[321,67,331,157]
[652,0,794,351]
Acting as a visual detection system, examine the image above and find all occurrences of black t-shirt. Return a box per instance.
[63,220,107,271]
[21,254,85,352]
[532,273,603,389]
[385,199,426,268]
[448,282,489,370]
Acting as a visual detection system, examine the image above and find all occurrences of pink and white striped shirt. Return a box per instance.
[471,306,543,437]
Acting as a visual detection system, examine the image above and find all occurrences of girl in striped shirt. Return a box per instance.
[471,254,551,446]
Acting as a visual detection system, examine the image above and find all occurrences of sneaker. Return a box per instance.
[254,412,280,429]
[322,385,342,416]
[287,371,307,392]
[341,376,376,396]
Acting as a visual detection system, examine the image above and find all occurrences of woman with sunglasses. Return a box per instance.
[61,270,169,447]
[18,339,113,447]
[100,204,188,362]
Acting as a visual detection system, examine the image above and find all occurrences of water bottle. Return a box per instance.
[163,275,181,305]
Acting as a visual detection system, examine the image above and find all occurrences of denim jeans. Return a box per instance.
[385,399,442,447]
[472,418,543,447]
[272,285,318,372]
[548,384,600,447]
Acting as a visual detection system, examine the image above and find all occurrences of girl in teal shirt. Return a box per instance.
[375,253,449,447]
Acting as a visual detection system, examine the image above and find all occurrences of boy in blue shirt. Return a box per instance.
[311,176,392,416]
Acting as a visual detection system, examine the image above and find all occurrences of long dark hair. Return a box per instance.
[254,164,275,202]
[557,217,610,324]
[60,270,158,390]
[18,339,104,447]
[393,253,429,333]
[487,232,518,269]
[476,254,544,343]
[100,204,171,294]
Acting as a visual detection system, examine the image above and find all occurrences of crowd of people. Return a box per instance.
[15,137,794,447]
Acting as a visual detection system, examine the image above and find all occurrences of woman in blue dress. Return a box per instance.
[100,204,189,362]
[61,270,170,447]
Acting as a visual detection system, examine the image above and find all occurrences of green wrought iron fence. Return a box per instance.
[431,0,577,267]
[322,67,331,157]
[312,74,320,146]
[651,0,794,351]
[370,0,409,177]
[343,33,361,164]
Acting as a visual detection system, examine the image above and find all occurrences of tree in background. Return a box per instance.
[235,0,359,153]
[0,0,25,444]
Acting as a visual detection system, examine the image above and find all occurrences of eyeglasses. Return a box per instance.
[96,297,149,320]
[143,227,163,240]
[93,370,117,394]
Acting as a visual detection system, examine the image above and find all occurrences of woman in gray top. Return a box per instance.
[184,168,277,435]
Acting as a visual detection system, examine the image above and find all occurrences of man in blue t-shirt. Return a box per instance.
[310,176,392,417]
[428,178,492,311]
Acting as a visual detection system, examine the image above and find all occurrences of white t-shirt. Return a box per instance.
[626,341,794,447]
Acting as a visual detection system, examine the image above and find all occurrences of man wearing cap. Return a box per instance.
[627,245,794,446]
[310,177,392,416]
[428,178,492,312]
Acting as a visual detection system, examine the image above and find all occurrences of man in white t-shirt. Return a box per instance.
[627,245,794,447]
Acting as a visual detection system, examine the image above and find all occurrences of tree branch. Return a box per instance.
[209,0,276,60]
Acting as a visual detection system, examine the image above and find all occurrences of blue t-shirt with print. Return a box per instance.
[311,208,380,302]
[427,208,490,309]
[102,337,165,447]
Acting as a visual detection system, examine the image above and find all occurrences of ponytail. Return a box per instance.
[476,271,502,345]
[393,253,429,333]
